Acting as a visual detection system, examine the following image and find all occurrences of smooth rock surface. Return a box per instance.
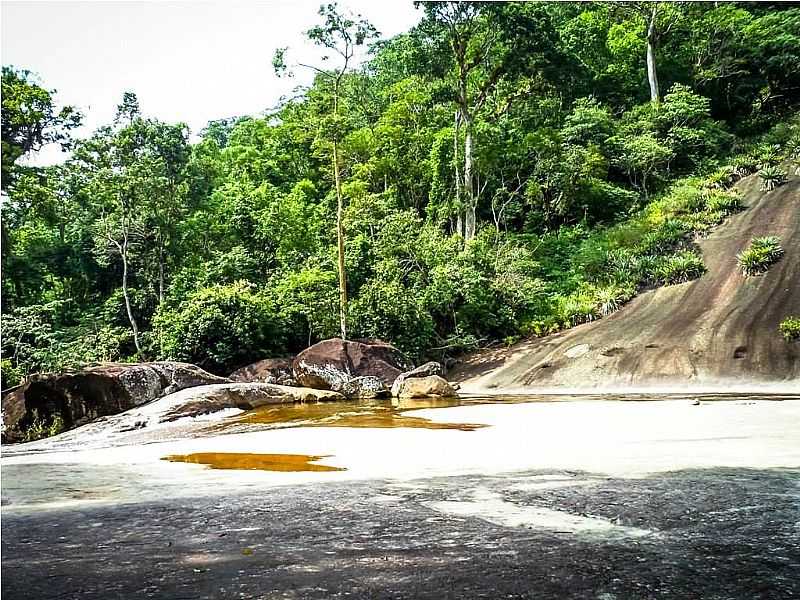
[1,362,227,442]
[229,358,295,386]
[397,375,458,398]
[391,361,444,397]
[293,338,413,392]
[451,171,800,393]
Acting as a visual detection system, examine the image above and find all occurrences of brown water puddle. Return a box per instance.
[233,399,487,432]
[161,452,346,472]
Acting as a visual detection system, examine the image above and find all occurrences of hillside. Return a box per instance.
[452,171,800,393]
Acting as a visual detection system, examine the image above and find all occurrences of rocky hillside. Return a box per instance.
[452,171,800,393]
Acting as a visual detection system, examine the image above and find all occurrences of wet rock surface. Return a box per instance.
[2,466,798,599]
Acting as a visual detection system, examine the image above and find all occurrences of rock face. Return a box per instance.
[158,383,345,422]
[1,362,228,443]
[390,361,444,397]
[396,375,458,398]
[229,358,295,386]
[340,376,389,399]
[293,338,414,394]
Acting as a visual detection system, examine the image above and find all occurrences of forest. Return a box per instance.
[2,1,799,385]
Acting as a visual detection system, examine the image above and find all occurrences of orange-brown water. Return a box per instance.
[234,399,486,432]
[161,452,346,472]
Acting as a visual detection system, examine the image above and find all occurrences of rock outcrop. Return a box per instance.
[157,383,345,422]
[1,362,228,443]
[390,361,444,397]
[229,358,296,386]
[293,338,414,394]
[396,375,458,398]
[451,169,800,392]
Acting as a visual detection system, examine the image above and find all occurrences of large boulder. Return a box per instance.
[1,362,228,443]
[390,361,444,397]
[229,358,295,386]
[157,383,345,422]
[293,338,414,393]
[396,375,458,399]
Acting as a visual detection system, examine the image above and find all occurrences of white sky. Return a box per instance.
[1,0,422,164]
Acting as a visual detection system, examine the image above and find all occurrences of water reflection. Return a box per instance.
[206,392,798,437]
[233,397,486,432]
[162,452,345,472]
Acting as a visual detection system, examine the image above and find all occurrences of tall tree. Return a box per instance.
[274,2,377,340]
[614,2,683,103]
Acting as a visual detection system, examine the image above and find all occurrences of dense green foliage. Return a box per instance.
[737,236,785,276]
[3,2,800,379]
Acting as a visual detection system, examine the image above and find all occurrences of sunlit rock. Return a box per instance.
[391,361,444,397]
[293,338,413,392]
[396,375,458,398]
[229,358,296,386]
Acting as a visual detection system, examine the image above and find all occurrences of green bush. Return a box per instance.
[779,317,800,341]
[704,189,741,215]
[154,281,286,374]
[21,410,65,443]
[758,166,787,191]
[556,292,599,327]
[654,251,706,285]
[737,236,784,276]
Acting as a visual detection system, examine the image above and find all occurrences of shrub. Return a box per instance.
[655,251,706,285]
[154,281,286,374]
[556,292,599,327]
[753,143,782,169]
[758,166,787,191]
[731,155,758,178]
[21,410,65,443]
[592,283,635,316]
[779,317,800,341]
[737,236,784,276]
[704,189,741,215]
[636,219,689,254]
[704,166,737,190]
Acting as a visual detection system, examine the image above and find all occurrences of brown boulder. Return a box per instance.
[390,361,444,397]
[1,362,228,443]
[396,375,458,398]
[229,358,295,386]
[293,338,414,392]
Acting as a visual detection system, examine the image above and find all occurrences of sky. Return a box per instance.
[1,0,423,164]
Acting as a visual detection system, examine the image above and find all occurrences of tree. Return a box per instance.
[273,2,378,340]
[1,67,81,190]
[613,2,683,103]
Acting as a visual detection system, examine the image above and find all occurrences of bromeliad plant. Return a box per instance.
[758,165,788,192]
[737,236,784,276]
[779,316,800,341]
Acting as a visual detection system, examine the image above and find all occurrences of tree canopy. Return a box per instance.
[2,1,799,386]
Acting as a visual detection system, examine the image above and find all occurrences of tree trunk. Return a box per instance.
[453,109,464,238]
[463,118,476,241]
[121,228,143,358]
[333,135,347,341]
[646,6,660,103]
[158,240,165,306]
